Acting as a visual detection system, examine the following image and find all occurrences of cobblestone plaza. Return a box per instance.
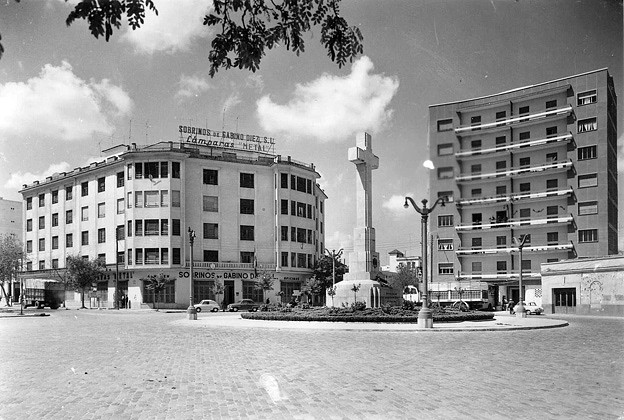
[1,310,622,419]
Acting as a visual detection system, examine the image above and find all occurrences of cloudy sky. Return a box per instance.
[0,0,622,262]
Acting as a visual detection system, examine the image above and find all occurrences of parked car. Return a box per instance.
[227,299,259,312]
[193,299,221,313]
[524,302,544,315]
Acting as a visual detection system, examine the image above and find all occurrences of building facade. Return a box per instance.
[19,140,326,309]
[0,197,22,239]
[428,69,618,309]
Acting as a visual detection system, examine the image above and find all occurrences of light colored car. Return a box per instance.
[193,299,221,313]
[523,302,544,315]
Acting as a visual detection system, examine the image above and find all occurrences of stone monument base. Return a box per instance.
[326,279,402,308]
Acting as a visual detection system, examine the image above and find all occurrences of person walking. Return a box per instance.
[508,300,515,315]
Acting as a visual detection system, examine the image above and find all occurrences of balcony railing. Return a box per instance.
[456,160,572,182]
[455,133,573,158]
[456,187,573,206]
[456,242,574,255]
[457,272,542,280]
[454,105,573,134]
[455,214,573,231]
[184,261,278,270]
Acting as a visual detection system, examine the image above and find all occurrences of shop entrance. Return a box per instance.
[553,287,576,314]
[223,280,235,309]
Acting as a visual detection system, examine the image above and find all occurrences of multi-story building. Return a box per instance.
[19,139,327,309]
[0,197,22,239]
[428,68,618,308]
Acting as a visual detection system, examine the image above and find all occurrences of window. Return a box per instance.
[546,126,558,138]
[578,118,597,133]
[472,213,482,227]
[172,248,181,264]
[471,164,481,175]
[66,234,73,248]
[546,100,557,109]
[26,262,32,271]
[471,261,482,274]
[496,261,507,273]
[98,228,106,244]
[145,191,159,207]
[117,251,125,264]
[519,183,531,192]
[203,169,218,185]
[281,226,288,241]
[519,106,529,121]
[281,173,289,188]
[437,239,453,251]
[203,223,218,239]
[297,253,306,268]
[135,248,143,264]
[496,185,507,196]
[144,162,159,180]
[203,250,219,262]
[160,162,169,178]
[160,191,168,207]
[117,198,125,214]
[578,201,598,215]
[81,231,89,246]
[438,263,454,275]
[578,173,598,188]
[578,145,597,160]
[116,225,125,240]
[26,197,32,210]
[98,202,105,218]
[39,216,45,229]
[81,206,89,221]
[296,202,306,218]
[291,175,296,190]
[291,226,296,242]
[519,208,531,219]
[145,248,159,265]
[471,140,482,150]
[546,152,558,162]
[496,161,507,173]
[496,236,506,248]
[577,90,596,106]
[65,186,73,200]
[240,225,254,241]
[97,177,105,193]
[438,215,453,227]
[437,118,453,131]
[203,196,219,212]
[38,193,45,207]
[172,219,180,236]
[81,182,88,197]
[52,190,58,204]
[52,213,58,227]
[470,115,481,130]
[296,176,307,193]
[135,220,143,236]
[495,136,506,145]
[39,260,45,270]
[519,157,530,168]
[38,238,45,251]
[161,219,168,236]
[240,173,255,188]
[471,188,482,197]
[520,234,531,244]
[135,191,143,208]
[519,131,530,141]
[240,199,254,215]
[117,172,124,188]
[521,260,532,272]
[544,179,558,191]
[172,190,181,207]
[438,191,453,202]
[547,232,559,245]
[26,240,32,253]
[495,110,506,125]
[296,228,307,243]
[437,167,453,179]
[66,210,73,224]
[145,219,159,235]
[547,206,558,220]
[240,251,255,264]
[471,237,482,249]
[172,162,180,178]
[281,252,289,267]
[52,259,59,269]
[281,200,289,215]
[437,144,453,156]
[26,219,32,232]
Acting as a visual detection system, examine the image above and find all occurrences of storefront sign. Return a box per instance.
[178,271,260,280]
[178,125,276,154]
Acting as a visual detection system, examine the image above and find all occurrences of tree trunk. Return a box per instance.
[154,288,158,311]
[81,288,86,309]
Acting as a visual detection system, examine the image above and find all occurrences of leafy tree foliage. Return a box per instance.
[254,270,274,302]
[0,234,24,305]
[65,255,106,308]
[143,272,174,310]
[211,279,225,309]
[385,264,419,294]
[1,1,363,75]
[312,252,347,290]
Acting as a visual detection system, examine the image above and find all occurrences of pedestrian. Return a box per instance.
[508,300,515,314]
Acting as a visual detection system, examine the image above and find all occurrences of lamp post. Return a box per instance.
[512,234,529,318]
[404,196,447,328]
[187,227,197,320]
[325,248,343,307]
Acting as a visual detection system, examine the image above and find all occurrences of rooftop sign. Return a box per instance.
[179,125,275,154]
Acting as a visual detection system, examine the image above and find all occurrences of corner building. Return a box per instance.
[428,69,618,308]
[20,141,326,309]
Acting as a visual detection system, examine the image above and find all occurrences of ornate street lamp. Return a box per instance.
[512,234,529,318]
[187,227,197,320]
[404,196,447,328]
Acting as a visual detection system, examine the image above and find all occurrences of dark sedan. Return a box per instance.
[226,299,259,312]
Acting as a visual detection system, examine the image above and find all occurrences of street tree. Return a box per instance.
[211,279,225,310]
[143,272,174,311]
[312,253,347,291]
[0,234,24,306]
[302,275,324,305]
[385,264,419,295]
[1,1,364,76]
[350,283,361,303]
[65,255,106,309]
[254,270,274,303]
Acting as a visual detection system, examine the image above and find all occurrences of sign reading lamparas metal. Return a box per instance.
[179,125,276,154]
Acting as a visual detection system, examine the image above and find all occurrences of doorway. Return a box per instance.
[553,287,576,314]
[223,280,235,309]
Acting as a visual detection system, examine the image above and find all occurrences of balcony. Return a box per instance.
[454,105,573,134]
[455,214,573,231]
[456,187,573,206]
[185,261,278,270]
[456,160,573,183]
[456,242,574,256]
[455,133,573,159]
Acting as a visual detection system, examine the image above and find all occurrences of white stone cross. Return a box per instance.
[348,132,379,228]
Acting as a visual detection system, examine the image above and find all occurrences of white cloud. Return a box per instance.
[256,56,399,142]
[121,0,212,54]
[222,93,242,114]
[0,61,133,143]
[176,74,212,99]
[4,162,72,190]
[382,193,414,219]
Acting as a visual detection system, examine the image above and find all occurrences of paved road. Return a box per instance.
[1,310,622,419]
